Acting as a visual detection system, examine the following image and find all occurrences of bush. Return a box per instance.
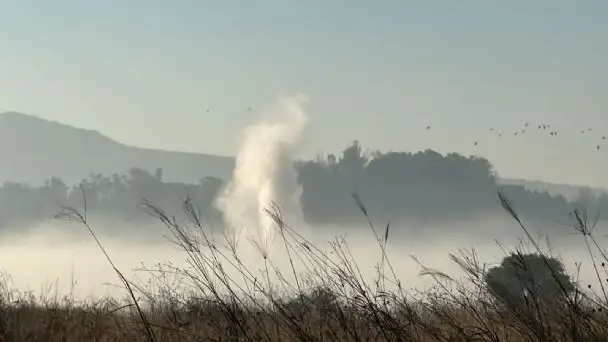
[485,252,575,307]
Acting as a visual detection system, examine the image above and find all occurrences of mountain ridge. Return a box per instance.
[0,111,235,185]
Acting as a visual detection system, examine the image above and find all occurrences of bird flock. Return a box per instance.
[425,122,607,151]
[203,107,606,152]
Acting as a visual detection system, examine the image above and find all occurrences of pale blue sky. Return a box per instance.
[1,1,607,186]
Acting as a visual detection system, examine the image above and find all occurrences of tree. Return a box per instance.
[281,285,340,317]
[485,252,575,307]
[339,141,367,174]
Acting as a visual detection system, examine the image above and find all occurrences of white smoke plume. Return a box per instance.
[215,93,309,251]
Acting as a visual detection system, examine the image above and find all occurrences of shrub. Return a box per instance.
[485,252,575,307]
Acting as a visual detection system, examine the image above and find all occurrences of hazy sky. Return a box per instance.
[1,2,607,186]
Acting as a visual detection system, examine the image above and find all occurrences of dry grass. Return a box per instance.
[1,190,608,341]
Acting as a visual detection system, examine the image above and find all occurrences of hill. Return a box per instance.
[0,112,235,185]
[497,178,608,200]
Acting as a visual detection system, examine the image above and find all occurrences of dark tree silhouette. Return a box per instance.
[485,252,575,307]
[295,141,583,228]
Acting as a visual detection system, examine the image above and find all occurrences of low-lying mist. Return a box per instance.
[0,212,603,302]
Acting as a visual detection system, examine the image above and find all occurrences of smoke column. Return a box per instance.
[215,93,309,250]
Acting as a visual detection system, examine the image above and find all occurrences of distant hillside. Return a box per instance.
[497,178,608,200]
[0,112,235,185]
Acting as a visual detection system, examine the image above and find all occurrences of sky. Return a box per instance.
[0,1,607,186]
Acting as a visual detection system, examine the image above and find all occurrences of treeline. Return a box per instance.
[297,141,590,226]
[0,141,604,230]
[0,169,225,230]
